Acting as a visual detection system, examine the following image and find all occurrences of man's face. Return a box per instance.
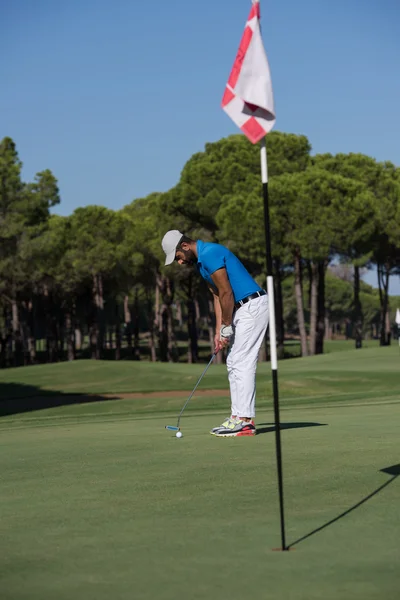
[175,243,197,266]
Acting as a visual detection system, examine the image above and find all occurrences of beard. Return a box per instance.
[181,248,197,265]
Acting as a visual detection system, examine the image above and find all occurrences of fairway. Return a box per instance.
[1,346,399,600]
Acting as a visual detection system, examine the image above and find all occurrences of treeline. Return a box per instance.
[0,133,399,368]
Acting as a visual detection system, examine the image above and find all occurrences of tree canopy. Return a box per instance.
[0,133,399,368]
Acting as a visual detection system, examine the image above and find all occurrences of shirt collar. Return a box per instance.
[196,240,204,266]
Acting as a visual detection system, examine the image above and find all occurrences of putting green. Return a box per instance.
[0,398,399,600]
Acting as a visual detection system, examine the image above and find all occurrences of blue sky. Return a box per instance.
[1,0,399,294]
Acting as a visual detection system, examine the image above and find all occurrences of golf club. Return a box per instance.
[165,352,217,432]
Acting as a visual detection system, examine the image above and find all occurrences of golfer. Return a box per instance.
[161,230,269,437]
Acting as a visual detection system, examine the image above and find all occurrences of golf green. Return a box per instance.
[0,346,399,599]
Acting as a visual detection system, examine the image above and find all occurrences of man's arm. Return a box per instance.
[210,268,234,326]
[210,287,222,332]
[207,275,232,353]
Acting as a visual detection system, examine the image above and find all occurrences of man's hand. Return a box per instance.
[207,274,234,354]
[214,334,223,354]
[214,334,230,354]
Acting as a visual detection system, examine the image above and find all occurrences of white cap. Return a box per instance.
[161,230,184,265]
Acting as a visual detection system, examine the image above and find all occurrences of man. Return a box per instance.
[161,230,269,437]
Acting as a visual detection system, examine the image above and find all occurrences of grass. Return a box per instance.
[12,336,383,364]
[0,342,397,407]
[0,343,399,599]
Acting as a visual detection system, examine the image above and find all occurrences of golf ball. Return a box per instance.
[176,431,183,439]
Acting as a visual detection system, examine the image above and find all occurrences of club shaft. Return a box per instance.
[177,353,216,427]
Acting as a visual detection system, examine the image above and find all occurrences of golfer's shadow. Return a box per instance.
[257,422,327,435]
[288,464,400,549]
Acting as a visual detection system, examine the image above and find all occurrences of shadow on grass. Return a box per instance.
[288,464,400,549]
[0,382,119,418]
[257,422,327,435]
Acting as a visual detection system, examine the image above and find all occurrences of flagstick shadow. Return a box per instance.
[257,422,327,435]
[288,464,400,549]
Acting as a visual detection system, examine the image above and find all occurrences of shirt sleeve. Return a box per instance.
[202,246,226,276]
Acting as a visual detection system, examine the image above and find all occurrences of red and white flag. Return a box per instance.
[222,0,276,144]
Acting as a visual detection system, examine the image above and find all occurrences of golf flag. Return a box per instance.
[222,0,276,144]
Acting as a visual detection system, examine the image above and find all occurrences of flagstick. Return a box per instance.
[260,137,287,551]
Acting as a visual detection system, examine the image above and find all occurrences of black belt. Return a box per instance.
[234,290,267,310]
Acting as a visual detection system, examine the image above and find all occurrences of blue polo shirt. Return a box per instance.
[196,240,262,303]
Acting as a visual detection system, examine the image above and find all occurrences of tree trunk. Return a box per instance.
[11,299,18,335]
[27,299,37,364]
[315,260,326,355]
[108,327,113,350]
[258,340,267,362]
[90,324,98,359]
[98,274,105,355]
[155,281,162,361]
[274,259,285,360]
[158,284,168,362]
[43,286,57,363]
[353,265,363,349]
[377,263,390,346]
[325,316,331,341]
[306,260,313,314]
[3,305,12,367]
[294,249,308,357]
[19,301,29,366]
[186,274,198,364]
[20,307,29,366]
[187,302,198,363]
[133,289,140,360]
[148,286,157,362]
[12,299,23,366]
[115,303,121,361]
[65,311,75,361]
[194,298,202,346]
[0,307,8,368]
[309,262,318,355]
[176,301,183,327]
[0,331,6,368]
[195,298,201,321]
[124,295,133,355]
[385,310,391,346]
[59,311,65,360]
[90,276,99,358]
[166,278,177,362]
[167,306,175,362]
[157,274,176,362]
[155,282,160,329]
[92,273,104,359]
[75,327,82,351]
[49,322,58,362]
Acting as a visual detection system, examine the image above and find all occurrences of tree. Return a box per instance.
[282,167,375,354]
[374,168,400,345]
[213,133,312,358]
[26,214,74,361]
[268,173,309,356]
[123,192,181,362]
[0,138,61,366]
[64,206,126,359]
[0,137,24,365]
[314,153,400,347]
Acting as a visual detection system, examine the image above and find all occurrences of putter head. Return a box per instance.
[165,425,180,432]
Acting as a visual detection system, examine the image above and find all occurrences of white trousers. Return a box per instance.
[226,294,269,418]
